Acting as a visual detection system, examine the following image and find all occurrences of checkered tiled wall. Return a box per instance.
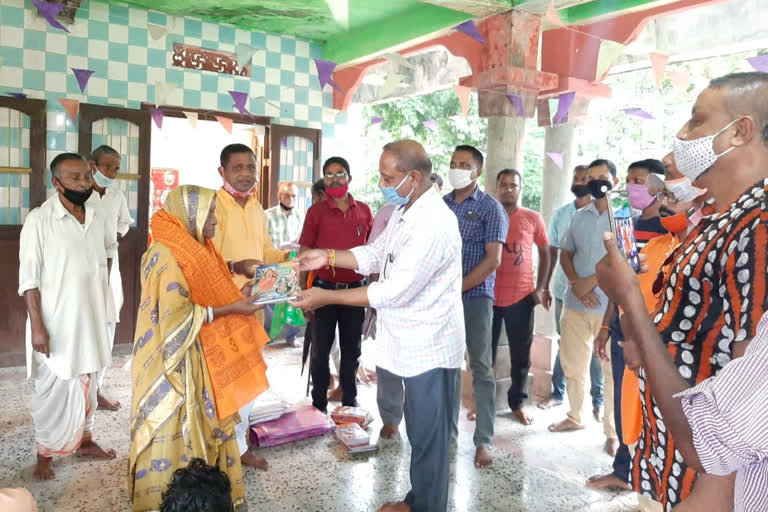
[0,0,348,223]
[279,136,315,214]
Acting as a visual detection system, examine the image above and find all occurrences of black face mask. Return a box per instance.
[587,179,612,199]
[571,184,590,198]
[56,178,93,206]
[280,202,293,212]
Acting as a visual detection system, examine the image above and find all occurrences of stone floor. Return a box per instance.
[0,341,641,512]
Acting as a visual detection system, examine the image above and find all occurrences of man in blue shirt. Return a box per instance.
[538,165,605,419]
[445,145,509,469]
[548,160,619,454]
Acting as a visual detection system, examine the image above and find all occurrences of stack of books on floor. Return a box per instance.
[335,423,378,454]
[248,401,292,425]
[330,406,374,428]
[250,404,335,447]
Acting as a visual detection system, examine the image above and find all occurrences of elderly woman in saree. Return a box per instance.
[130,185,270,512]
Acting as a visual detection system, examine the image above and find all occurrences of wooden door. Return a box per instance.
[79,104,150,346]
[268,124,321,211]
[0,98,46,366]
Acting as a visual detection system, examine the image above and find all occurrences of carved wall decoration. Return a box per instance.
[172,43,250,77]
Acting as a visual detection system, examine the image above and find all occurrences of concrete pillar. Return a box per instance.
[484,116,526,195]
[540,123,578,226]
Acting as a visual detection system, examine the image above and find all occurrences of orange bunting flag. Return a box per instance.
[216,116,233,134]
[454,85,471,118]
[57,98,79,122]
[669,69,690,92]
[650,52,669,89]
[543,0,565,27]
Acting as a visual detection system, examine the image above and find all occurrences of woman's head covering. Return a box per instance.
[162,185,217,243]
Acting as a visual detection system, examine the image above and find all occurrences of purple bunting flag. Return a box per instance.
[72,68,94,93]
[747,55,768,73]
[313,59,344,93]
[31,0,70,33]
[453,20,486,45]
[622,108,655,120]
[553,92,575,124]
[506,94,525,117]
[229,91,249,115]
[371,116,384,125]
[8,92,27,98]
[546,151,564,169]
[423,120,438,132]
[150,107,164,129]
[281,137,287,148]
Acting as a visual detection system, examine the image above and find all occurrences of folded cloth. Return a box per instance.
[250,404,335,447]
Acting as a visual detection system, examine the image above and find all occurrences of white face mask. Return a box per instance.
[664,177,707,202]
[92,168,116,188]
[672,118,739,182]
[448,168,476,190]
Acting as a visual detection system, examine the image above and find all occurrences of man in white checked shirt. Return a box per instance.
[293,140,464,512]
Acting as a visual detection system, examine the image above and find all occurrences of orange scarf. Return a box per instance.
[152,210,269,420]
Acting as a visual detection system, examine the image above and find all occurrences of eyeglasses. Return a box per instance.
[324,171,348,180]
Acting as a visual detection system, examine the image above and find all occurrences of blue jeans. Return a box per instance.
[551,298,604,408]
[610,313,631,483]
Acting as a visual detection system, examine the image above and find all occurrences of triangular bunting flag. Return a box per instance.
[596,40,625,81]
[553,92,576,124]
[147,23,167,41]
[543,1,565,28]
[650,52,669,89]
[622,108,655,120]
[216,116,233,134]
[325,0,349,29]
[453,20,486,45]
[58,98,79,122]
[385,53,415,70]
[380,73,404,98]
[546,151,564,169]
[71,68,94,93]
[229,91,249,115]
[150,107,164,129]
[422,120,438,132]
[669,69,690,92]
[31,0,69,33]
[184,111,198,128]
[747,54,768,72]
[313,59,344,93]
[235,44,258,68]
[371,117,384,126]
[454,85,471,118]
[506,94,525,117]
[9,92,27,99]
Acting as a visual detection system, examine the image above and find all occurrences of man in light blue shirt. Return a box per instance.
[549,160,619,452]
[539,166,604,418]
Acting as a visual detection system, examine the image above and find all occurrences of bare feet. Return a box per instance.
[76,438,117,459]
[379,424,398,440]
[327,386,343,403]
[466,408,477,421]
[97,391,121,411]
[378,502,411,512]
[474,446,493,468]
[593,407,603,423]
[548,418,585,432]
[241,451,269,470]
[586,473,632,491]
[537,398,562,410]
[604,438,619,457]
[512,408,534,425]
[33,454,54,480]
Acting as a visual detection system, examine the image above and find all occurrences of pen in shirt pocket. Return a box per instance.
[357,226,361,237]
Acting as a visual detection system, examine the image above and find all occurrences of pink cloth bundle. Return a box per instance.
[250,404,335,447]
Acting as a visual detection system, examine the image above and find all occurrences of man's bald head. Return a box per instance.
[709,72,768,147]
[381,140,432,176]
[277,181,298,210]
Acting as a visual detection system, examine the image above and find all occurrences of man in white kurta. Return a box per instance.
[87,145,134,410]
[18,153,117,480]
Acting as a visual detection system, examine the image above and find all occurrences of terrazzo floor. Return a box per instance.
[0,340,642,512]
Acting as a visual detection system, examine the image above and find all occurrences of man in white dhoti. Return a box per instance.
[19,153,118,480]
[86,145,134,411]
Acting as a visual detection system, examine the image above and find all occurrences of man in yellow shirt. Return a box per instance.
[213,143,288,470]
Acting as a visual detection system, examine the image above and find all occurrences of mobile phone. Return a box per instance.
[607,190,640,272]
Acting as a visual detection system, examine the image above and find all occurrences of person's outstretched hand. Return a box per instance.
[295,249,329,271]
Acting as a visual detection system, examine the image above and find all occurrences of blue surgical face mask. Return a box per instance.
[93,168,116,188]
[380,173,413,206]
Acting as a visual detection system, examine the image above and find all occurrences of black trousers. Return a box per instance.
[490,293,536,411]
[309,299,365,412]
